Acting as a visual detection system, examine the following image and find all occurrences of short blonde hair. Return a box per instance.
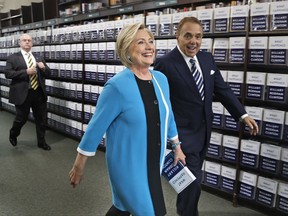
[116,23,154,68]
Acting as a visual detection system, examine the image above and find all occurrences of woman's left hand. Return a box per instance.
[173,146,186,166]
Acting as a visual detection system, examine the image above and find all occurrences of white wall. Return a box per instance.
[1,0,43,13]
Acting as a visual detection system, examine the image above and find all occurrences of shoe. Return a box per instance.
[9,136,17,147]
[38,143,51,151]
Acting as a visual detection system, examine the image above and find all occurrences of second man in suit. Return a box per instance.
[5,33,51,150]
[154,17,259,216]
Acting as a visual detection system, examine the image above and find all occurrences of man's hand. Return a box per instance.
[243,116,259,136]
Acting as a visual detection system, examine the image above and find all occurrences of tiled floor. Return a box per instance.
[0,110,267,216]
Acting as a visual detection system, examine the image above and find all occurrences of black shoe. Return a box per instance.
[38,143,51,151]
[9,136,17,147]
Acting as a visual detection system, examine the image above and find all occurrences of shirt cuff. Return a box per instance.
[240,114,248,122]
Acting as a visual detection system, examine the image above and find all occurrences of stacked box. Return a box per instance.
[245,72,266,101]
[266,73,288,103]
[229,37,246,63]
[268,36,288,66]
[270,1,288,31]
[250,3,270,32]
[280,147,288,179]
[212,38,229,63]
[220,165,236,194]
[203,161,221,188]
[198,9,214,33]
[276,182,288,213]
[212,102,224,129]
[284,112,288,142]
[230,5,249,32]
[159,14,172,36]
[259,143,282,175]
[224,108,240,131]
[227,70,244,98]
[213,6,230,33]
[238,171,258,200]
[240,139,261,169]
[207,132,222,159]
[256,176,278,208]
[262,109,285,140]
[248,37,268,64]
[222,135,239,163]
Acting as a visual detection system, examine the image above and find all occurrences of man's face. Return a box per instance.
[20,34,33,52]
[176,22,203,58]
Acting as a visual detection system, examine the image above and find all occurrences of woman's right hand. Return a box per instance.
[69,165,84,188]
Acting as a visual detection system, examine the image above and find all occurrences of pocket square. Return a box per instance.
[210,70,215,75]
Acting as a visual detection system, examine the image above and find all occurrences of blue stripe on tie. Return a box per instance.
[190,58,204,100]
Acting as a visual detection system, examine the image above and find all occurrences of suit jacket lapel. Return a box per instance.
[172,48,199,93]
[17,52,28,69]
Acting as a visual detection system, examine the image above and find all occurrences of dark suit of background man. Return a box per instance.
[5,33,51,151]
[154,17,259,216]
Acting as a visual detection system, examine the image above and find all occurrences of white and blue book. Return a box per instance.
[162,150,196,194]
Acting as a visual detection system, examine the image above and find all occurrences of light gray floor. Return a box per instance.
[0,110,267,216]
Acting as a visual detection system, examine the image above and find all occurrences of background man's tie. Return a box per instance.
[28,53,38,90]
[190,58,204,100]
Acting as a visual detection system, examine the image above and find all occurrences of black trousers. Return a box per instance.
[10,88,47,145]
[105,205,130,216]
[176,152,205,216]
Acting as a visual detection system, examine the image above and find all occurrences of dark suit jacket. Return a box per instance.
[154,47,246,154]
[5,51,51,105]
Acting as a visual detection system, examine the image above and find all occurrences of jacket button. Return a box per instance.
[154,100,158,105]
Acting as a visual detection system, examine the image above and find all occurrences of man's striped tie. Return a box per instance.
[28,53,38,90]
[190,58,204,101]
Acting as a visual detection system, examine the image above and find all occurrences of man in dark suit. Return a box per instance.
[154,17,259,216]
[5,33,51,151]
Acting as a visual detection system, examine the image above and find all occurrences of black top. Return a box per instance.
[135,75,166,216]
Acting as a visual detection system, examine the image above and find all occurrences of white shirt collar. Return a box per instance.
[176,45,199,66]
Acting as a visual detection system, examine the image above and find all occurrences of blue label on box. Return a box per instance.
[212,114,223,128]
[224,116,240,131]
[269,49,287,65]
[215,18,228,32]
[267,87,286,103]
[207,144,221,158]
[246,84,264,100]
[251,15,268,31]
[239,182,255,199]
[259,156,279,173]
[228,83,242,97]
[271,14,288,30]
[280,161,288,178]
[231,17,247,31]
[284,125,288,142]
[91,51,98,60]
[201,20,211,33]
[84,51,91,60]
[276,195,288,213]
[214,49,228,62]
[256,189,275,207]
[97,72,106,83]
[223,147,237,162]
[204,172,220,187]
[221,177,235,193]
[240,152,258,169]
[230,49,245,63]
[156,49,168,58]
[262,122,283,139]
[159,24,171,36]
[223,147,238,162]
[147,24,158,36]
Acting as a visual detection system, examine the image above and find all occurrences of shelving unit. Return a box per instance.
[0,0,287,215]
